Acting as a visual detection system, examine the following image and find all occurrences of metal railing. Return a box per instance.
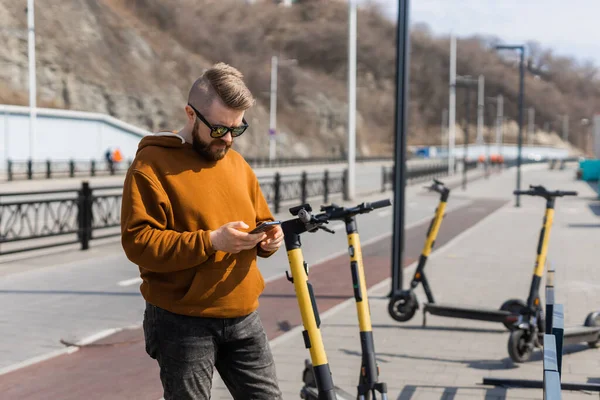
[380,160,478,192]
[0,169,346,255]
[5,156,393,181]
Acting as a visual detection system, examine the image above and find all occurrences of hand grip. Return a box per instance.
[368,199,392,210]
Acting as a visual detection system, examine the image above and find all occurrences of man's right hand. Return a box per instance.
[209,221,267,254]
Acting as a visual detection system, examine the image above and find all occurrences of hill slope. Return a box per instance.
[0,0,597,157]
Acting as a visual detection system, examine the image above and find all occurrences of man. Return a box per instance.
[120,62,284,400]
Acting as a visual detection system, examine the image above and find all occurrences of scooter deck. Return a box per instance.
[423,303,513,323]
[562,325,600,346]
[300,385,356,400]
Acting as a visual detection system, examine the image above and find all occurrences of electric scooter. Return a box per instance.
[281,203,354,400]
[482,263,600,392]
[505,185,600,363]
[387,179,527,329]
[301,199,391,400]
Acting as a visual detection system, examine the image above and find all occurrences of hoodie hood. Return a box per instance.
[136,131,189,154]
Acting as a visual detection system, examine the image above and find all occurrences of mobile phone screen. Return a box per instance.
[250,221,281,234]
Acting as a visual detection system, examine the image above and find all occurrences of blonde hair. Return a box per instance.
[188,63,255,112]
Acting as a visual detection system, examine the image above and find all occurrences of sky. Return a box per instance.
[362,0,600,67]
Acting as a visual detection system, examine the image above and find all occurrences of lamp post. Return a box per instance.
[487,94,504,164]
[495,44,525,207]
[27,0,36,162]
[455,75,478,190]
[347,0,357,200]
[268,56,297,165]
[390,0,410,298]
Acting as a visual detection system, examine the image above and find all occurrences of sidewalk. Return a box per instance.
[250,166,599,400]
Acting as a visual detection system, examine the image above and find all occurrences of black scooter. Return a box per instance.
[387,179,527,329]
[506,185,600,362]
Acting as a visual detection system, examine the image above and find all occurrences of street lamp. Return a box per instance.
[486,94,505,164]
[390,0,410,298]
[268,56,297,165]
[495,44,525,207]
[455,75,478,190]
[27,0,36,162]
[347,0,357,201]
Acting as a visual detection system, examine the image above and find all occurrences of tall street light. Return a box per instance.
[390,0,410,298]
[495,44,525,207]
[268,56,297,165]
[27,0,37,162]
[455,75,478,190]
[347,0,357,200]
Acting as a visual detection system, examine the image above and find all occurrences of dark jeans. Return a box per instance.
[143,302,282,400]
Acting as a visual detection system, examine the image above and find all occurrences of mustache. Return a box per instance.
[211,139,231,147]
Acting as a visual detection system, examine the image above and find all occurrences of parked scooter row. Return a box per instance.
[386,180,600,363]
[279,179,599,399]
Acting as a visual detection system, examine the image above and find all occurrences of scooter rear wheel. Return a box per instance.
[388,291,418,322]
[499,299,526,331]
[584,311,600,348]
[508,329,534,363]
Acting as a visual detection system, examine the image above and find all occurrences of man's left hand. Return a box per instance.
[259,224,284,252]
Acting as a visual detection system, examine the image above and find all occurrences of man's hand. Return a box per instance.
[210,221,267,254]
[259,224,284,253]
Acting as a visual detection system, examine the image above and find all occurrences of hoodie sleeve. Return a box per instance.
[120,169,216,272]
[253,175,278,259]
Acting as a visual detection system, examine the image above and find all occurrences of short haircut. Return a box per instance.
[188,62,255,112]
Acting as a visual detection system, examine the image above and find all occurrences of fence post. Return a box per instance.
[301,171,307,205]
[91,160,96,177]
[70,160,75,178]
[323,169,329,204]
[381,166,385,192]
[46,160,51,179]
[78,181,93,250]
[274,172,281,214]
[7,160,12,181]
[343,168,349,201]
[27,159,33,180]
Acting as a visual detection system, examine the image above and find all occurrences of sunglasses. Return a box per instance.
[188,103,249,138]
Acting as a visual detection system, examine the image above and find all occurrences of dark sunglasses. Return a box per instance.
[188,103,249,138]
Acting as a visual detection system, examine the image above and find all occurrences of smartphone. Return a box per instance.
[250,220,281,234]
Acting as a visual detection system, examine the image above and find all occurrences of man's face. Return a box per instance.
[191,100,245,162]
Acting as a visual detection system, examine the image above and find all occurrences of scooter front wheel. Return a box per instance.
[388,290,418,322]
[508,329,534,363]
[584,311,600,348]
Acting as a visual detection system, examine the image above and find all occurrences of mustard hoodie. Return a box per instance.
[120,132,276,318]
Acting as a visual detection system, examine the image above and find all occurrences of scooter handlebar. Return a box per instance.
[365,199,392,210]
[513,185,578,198]
[424,179,448,194]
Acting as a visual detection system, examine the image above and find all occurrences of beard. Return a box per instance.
[191,119,231,161]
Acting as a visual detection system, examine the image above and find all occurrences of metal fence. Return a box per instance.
[0,159,484,256]
[0,169,346,256]
[5,156,392,181]
[380,159,478,192]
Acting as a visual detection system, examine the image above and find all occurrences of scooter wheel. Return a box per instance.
[584,311,600,348]
[508,329,534,363]
[499,299,526,331]
[388,290,418,322]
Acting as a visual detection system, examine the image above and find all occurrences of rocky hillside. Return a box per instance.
[0,0,597,157]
